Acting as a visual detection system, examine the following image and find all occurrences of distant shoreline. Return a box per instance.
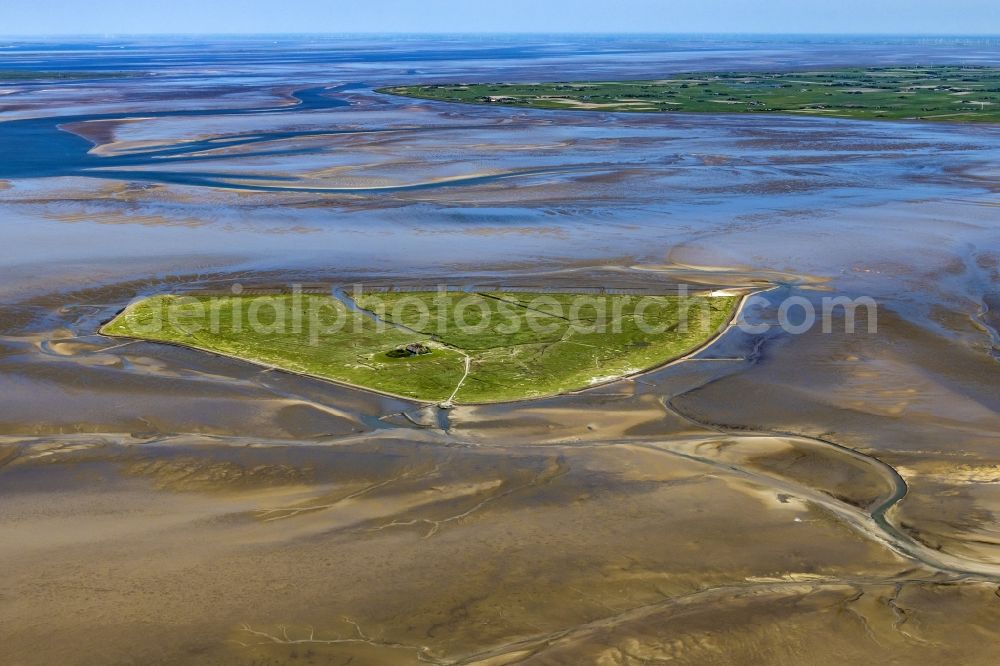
[379,65,1000,124]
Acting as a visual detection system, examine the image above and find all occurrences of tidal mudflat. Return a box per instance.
[1,35,1000,664]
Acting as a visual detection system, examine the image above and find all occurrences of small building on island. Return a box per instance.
[388,342,432,358]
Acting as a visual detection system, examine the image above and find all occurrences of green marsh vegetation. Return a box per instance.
[380,66,1000,122]
[0,71,139,82]
[102,290,739,403]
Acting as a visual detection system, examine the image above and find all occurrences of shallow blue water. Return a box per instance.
[0,85,350,179]
[3,34,998,185]
[1,35,998,296]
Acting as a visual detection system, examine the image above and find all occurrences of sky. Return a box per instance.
[3,0,998,36]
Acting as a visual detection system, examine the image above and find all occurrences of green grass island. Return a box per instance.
[378,66,1000,123]
[101,290,741,404]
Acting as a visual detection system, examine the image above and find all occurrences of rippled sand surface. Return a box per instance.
[1,36,999,664]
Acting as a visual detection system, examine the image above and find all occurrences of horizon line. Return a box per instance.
[2,31,999,38]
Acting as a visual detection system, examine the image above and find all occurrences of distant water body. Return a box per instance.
[2,34,998,185]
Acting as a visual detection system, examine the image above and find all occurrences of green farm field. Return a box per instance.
[379,66,1000,122]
